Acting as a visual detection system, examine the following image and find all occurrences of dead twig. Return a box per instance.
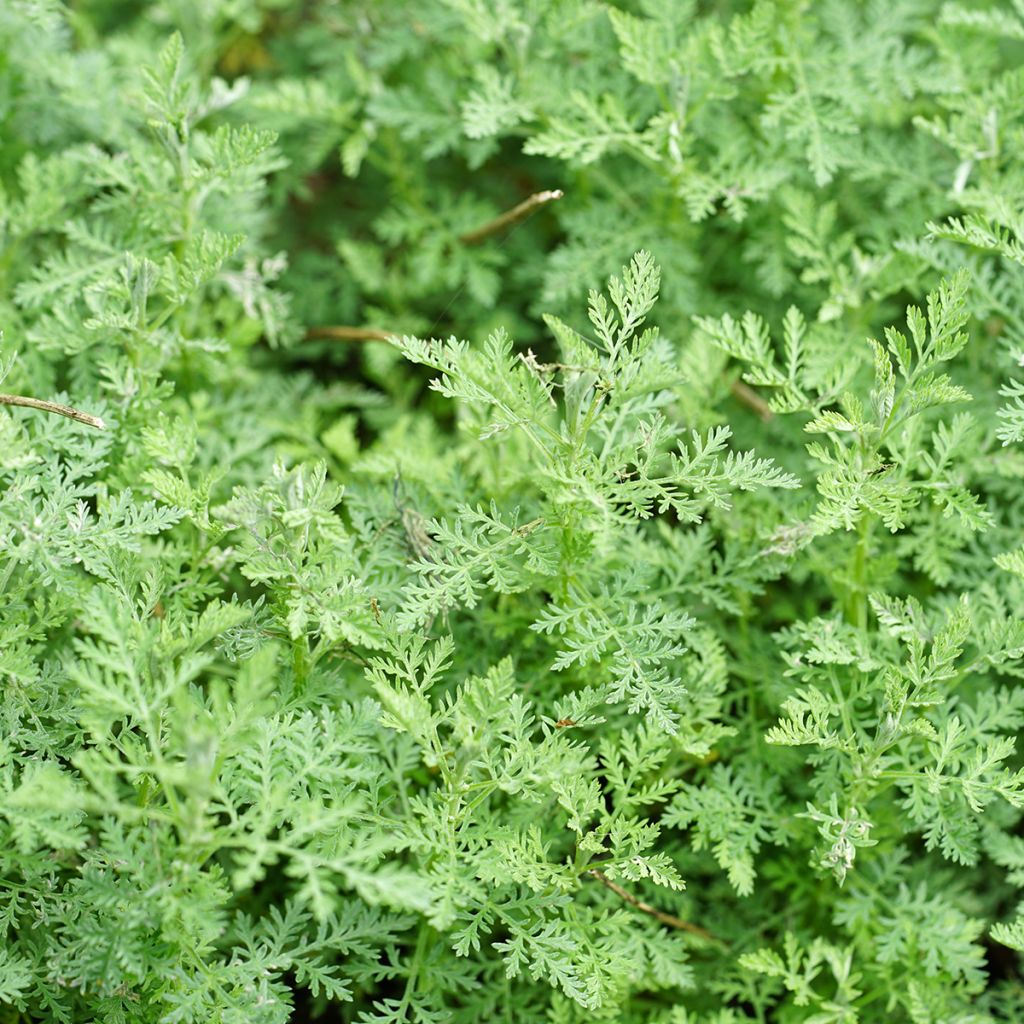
[304,326,397,343]
[0,393,105,429]
[305,191,564,342]
[458,189,564,246]
[587,869,721,943]
[730,379,773,422]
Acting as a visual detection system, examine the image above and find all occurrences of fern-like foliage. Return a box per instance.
[3,2,1024,1022]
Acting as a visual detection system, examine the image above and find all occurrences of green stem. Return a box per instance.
[0,557,17,596]
[830,668,856,748]
[397,923,433,1019]
[847,514,871,631]
[292,634,310,694]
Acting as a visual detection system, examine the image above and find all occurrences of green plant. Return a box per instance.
[4,2,1024,1022]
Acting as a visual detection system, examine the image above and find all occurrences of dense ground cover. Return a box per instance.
[4,0,1024,1020]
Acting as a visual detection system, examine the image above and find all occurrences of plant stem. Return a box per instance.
[730,379,774,421]
[0,393,105,429]
[586,869,721,943]
[458,189,563,245]
[397,922,433,1019]
[848,514,871,632]
[304,325,397,342]
[292,635,311,695]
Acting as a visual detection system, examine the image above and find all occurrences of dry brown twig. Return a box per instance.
[304,326,397,343]
[586,869,723,944]
[306,189,564,344]
[458,188,564,246]
[0,393,106,430]
[730,379,773,422]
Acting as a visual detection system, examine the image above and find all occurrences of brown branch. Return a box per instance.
[730,379,773,422]
[587,869,721,943]
[458,189,564,246]
[0,393,105,429]
[304,326,398,343]
[305,191,564,342]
